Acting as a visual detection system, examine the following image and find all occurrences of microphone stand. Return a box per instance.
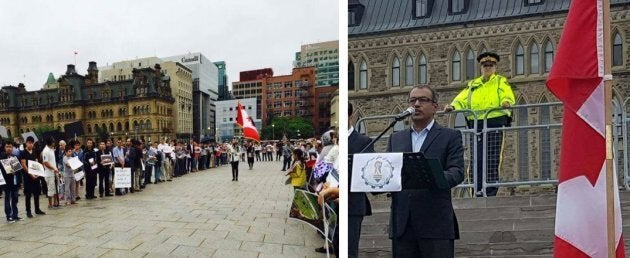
[359,116,406,153]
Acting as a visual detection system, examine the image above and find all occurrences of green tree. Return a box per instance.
[262,117,314,140]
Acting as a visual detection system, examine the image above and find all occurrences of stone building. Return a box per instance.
[348,0,630,193]
[100,57,195,139]
[0,62,175,143]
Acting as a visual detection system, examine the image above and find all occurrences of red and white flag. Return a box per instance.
[546,0,625,257]
[236,102,260,142]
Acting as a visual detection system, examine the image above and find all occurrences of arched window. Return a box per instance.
[539,97,551,179]
[517,98,529,180]
[348,61,355,91]
[515,43,524,75]
[452,50,461,81]
[544,41,554,72]
[117,123,122,131]
[613,32,623,66]
[146,120,152,129]
[405,56,414,86]
[465,49,475,80]
[418,54,427,84]
[530,43,539,74]
[125,122,129,131]
[359,61,368,90]
[139,121,145,130]
[392,57,400,87]
[109,123,114,132]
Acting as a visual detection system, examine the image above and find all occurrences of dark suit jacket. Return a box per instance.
[348,129,373,217]
[386,122,464,240]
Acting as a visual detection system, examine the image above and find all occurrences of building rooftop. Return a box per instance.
[349,0,630,36]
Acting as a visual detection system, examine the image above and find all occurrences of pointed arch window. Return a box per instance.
[451,51,461,81]
[515,43,525,75]
[359,61,368,90]
[465,49,475,80]
[544,41,554,72]
[539,99,551,179]
[405,56,414,86]
[530,43,540,74]
[517,99,529,180]
[613,32,623,66]
[418,54,427,84]
[392,57,400,87]
[348,61,355,90]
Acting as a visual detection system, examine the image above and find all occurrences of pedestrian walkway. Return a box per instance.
[0,160,326,258]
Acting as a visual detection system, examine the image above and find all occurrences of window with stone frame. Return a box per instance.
[452,50,461,81]
[349,61,355,90]
[529,43,540,74]
[450,0,466,14]
[515,43,525,75]
[465,49,475,80]
[405,55,414,86]
[359,60,368,89]
[391,56,401,87]
[544,41,554,72]
[613,32,623,67]
[418,54,428,84]
[413,0,431,18]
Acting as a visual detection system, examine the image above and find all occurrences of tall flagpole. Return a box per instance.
[603,0,616,256]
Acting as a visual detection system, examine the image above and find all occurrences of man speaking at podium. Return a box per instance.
[386,85,464,258]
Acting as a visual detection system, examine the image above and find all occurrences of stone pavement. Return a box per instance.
[0,159,327,258]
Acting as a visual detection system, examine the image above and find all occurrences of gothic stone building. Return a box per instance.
[348,0,630,194]
[0,62,176,143]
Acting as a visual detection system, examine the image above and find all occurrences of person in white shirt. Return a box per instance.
[41,136,59,209]
[229,141,240,181]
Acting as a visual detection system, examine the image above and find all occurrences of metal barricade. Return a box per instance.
[622,97,630,190]
[480,102,562,196]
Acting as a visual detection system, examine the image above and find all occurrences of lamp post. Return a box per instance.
[297,129,301,139]
[272,124,275,140]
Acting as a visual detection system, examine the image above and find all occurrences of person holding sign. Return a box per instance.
[20,136,45,218]
[62,147,77,205]
[1,142,23,222]
[83,139,98,199]
[386,86,464,258]
[96,140,113,197]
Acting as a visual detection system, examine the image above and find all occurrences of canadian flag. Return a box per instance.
[236,102,260,142]
[546,0,625,257]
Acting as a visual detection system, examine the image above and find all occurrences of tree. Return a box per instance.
[32,125,56,141]
[261,117,314,140]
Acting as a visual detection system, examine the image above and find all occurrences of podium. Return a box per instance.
[349,152,448,191]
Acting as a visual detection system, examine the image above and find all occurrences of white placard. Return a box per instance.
[114,167,131,188]
[68,157,83,171]
[9,157,22,173]
[0,173,6,185]
[0,125,8,139]
[351,153,403,192]
[1,158,14,174]
[74,171,85,181]
[27,160,47,177]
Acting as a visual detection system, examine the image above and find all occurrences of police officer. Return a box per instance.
[444,52,515,197]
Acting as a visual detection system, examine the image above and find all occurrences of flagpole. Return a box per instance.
[603,0,616,256]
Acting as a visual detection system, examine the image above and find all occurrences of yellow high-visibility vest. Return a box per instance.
[451,74,516,120]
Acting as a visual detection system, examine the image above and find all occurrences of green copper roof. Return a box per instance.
[45,73,56,85]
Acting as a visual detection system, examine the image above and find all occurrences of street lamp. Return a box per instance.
[272,124,275,140]
[297,129,301,139]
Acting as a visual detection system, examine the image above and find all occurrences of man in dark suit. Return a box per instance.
[387,85,464,258]
[347,103,373,258]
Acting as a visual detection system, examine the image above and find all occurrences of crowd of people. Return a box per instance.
[0,136,287,223]
[282,130,340,257]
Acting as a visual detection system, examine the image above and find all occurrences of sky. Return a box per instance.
[0,0,339,92]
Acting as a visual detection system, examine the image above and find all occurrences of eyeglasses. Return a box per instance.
[408,97,434,104]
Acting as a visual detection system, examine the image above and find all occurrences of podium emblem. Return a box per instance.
[360,156,395,189]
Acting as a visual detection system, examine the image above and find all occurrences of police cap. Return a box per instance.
[477,52,500,64]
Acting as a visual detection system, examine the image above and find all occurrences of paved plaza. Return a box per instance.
[0,159,327,258]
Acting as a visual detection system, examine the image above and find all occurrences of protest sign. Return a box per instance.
[101,154,114,166]
[68,157,83,171]
[27,161,47,177]
[114,167,131,188]
[288,189,324,234]
[74,171,85,181]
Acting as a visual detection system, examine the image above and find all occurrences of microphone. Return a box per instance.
[394,107,415,121]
